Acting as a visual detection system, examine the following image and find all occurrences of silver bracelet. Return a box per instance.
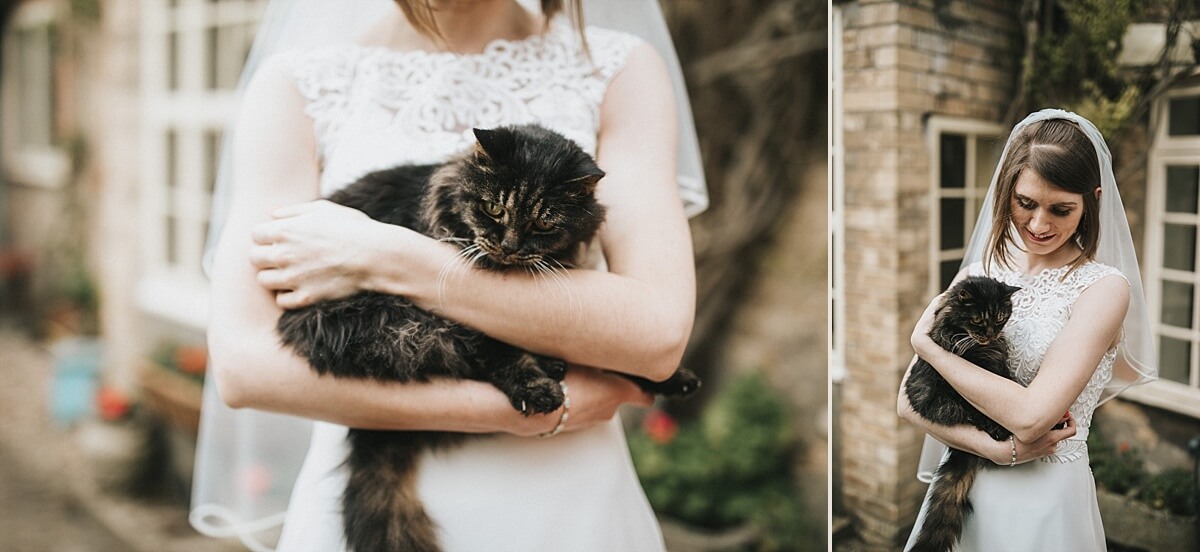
[1009,435,1017,466]
[539,381,571,438]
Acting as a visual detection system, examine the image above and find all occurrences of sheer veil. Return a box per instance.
[915,109,1158,483]
[190,1,708,549]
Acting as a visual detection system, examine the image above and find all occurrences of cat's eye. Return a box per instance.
[482,201,504,217]
[533,218,555,232]
[970,315,983,324]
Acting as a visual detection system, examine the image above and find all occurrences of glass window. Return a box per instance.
[1168,96,1200,137]
[1163,223,1197,272]
[1161,280,1194,329]
[1166,165,1199,214]
[931,121,1004,293]
[1160,336,1191,384]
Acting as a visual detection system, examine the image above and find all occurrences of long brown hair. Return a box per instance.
[394,1,587,51]
[984,118,1101,276]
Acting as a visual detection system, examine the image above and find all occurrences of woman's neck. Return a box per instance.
[366,1,541,54]
[1020,242,1084,276]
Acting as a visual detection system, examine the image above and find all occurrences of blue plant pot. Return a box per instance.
[48,337,103,426]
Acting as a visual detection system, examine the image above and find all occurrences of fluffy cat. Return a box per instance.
[276,124,701,552]
[903,276,1021,552]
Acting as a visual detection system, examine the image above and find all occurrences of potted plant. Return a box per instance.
[140,341,207,436]
[627,372,810,552]
[1090,429,1197,551]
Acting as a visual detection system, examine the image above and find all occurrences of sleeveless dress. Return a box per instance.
[905,261,1126,552]
[271,22,666,552]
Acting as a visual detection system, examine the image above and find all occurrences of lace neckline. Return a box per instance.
[349,17,569,62]
[995,260,1095,282]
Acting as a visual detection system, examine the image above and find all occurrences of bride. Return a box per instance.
[190,1,708,550]
[897,109,1157,551]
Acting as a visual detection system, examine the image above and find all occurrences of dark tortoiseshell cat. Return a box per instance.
[904,276,1021,552]
[276,125,701,552]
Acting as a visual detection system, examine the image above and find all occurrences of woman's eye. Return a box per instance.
[1017,199,1035,210]
[1052,208,1071,217]
[483,201,504,217]
[534,219,554,232]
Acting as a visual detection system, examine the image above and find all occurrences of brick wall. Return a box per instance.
[837,0,1020,546]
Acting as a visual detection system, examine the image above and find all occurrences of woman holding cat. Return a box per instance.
[897,109,1156,551]
[192,1,707,551]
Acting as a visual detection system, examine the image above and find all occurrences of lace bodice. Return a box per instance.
[968,261,1126,462]
[280,18,640,196]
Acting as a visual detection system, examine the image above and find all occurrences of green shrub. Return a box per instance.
[628,372,808,551]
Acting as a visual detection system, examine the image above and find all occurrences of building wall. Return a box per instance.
[838,0,1020,546]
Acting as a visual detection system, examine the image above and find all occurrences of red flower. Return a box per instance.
[643,410,678,445]
[96,386,131,421]
[1118,441,1131,454]
[174,345,208,375]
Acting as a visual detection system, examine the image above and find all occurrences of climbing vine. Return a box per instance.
[1010,0,1198,139]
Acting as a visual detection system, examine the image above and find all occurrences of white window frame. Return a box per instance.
[136,0,265,329]
[1,0,70,189]
[1125,85,1200,418]
[829,5,845,384]
[926,117,1005,295]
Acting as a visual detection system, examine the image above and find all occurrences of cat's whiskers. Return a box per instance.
[434,244,483,309]
[532,257,583,326]
[949,333,976,356]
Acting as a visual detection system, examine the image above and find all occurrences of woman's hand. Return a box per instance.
[910,293,943,356]
[507,366,654,437]
[249,200,391,308]
[997,412,1077,466]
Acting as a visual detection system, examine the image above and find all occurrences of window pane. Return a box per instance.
[1160,280,1194,329]
[165,215,178,266]
[1169,96,1200,136]
[940,260,960,291]
[940,198,966,250]
[166,131,178,189]
[207,25,219,90]
[1159,336,1191,384]
[1164,224,1197,272]
[1166,165,1199,214]
[973,135,1003,190]
[168,30,180,91]
[940,134,966,189]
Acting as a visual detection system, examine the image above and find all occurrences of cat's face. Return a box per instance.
[945,276,1021,345]
[455,126,606,270]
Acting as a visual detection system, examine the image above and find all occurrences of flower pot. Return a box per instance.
[659,518,759,552]
[139,363,203,436]
[1098,488,1196,552]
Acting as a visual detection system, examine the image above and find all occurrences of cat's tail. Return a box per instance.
[343,430,459,552]
[909,449,990,552]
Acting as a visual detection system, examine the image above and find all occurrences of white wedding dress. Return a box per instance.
[271,21,665,552]
[905,261,1124,552]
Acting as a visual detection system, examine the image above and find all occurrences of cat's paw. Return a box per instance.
[508,378,564,416]
[640,369,702,398]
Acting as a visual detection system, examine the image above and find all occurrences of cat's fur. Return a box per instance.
[276,125,701,552]
[904,276,1022,552]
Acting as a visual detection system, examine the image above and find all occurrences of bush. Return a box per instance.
[628,372,808,551]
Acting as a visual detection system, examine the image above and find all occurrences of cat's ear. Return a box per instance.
[1004,284,1022,297]
[473,127,516,164]
[955,286,973,302]
[564,166,606,193]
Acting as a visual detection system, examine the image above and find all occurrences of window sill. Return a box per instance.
[1118,380,1200,419]
[135,271,209,330]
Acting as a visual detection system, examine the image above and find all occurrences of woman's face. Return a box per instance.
[1009,168,1086,258]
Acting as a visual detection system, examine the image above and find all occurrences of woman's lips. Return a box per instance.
[1024,227,1055,244]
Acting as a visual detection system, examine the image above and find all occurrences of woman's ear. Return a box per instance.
[1093,186,1102,200]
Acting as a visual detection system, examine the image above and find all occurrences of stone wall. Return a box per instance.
[837,0,1020,546]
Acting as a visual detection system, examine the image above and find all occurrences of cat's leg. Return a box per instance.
[622,368,702,398]
[478,343,564,415]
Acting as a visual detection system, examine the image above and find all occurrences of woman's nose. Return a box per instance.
[1029,211,1051,233]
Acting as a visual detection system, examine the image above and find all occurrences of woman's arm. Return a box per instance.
[207,57,649,433]
[911,274,1129,443]
[249,43,696,381]
[896,357,1075,463]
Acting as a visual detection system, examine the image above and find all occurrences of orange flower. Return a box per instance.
[174,345,208,375]
[96,386,131,421]
[643,410,678,445]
